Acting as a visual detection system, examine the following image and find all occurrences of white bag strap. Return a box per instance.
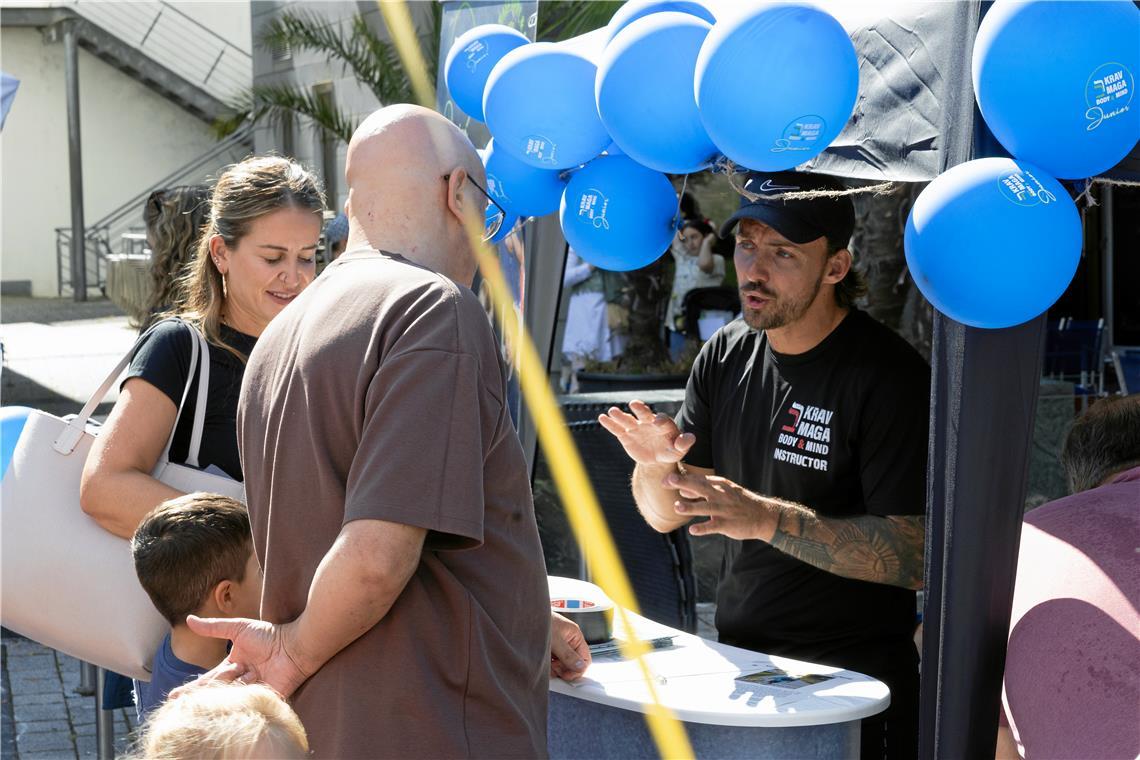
[179,326,211,468]
[52,318,205,458]
[157,323,211,468]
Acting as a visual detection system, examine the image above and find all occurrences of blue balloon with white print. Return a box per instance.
[695,2,858,171]
[484,43,613,170]
[973,0,1140,179]
[904,158,1081,329]
[483,139,568,218]
[444,24,530,122]
[559,155,678,271]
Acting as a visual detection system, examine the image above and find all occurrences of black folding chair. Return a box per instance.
[559,399,697,633]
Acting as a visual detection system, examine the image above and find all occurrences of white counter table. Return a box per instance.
[548,577,889,759]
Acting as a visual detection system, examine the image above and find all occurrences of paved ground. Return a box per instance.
[1,297,137,420]
[1,637,137,759]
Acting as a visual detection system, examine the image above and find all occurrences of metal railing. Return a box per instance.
[56,125,253,296]
[58,0,251,102]
[55,226,106,297]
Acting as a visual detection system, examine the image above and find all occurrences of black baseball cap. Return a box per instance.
[720,171,855,245]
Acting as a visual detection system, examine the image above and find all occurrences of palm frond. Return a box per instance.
[259,11,393,104]
[212,105,251,140]
[244,83,357,145]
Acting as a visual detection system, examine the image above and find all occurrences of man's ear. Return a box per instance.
[823,247,852,285]
[444,168,469,224]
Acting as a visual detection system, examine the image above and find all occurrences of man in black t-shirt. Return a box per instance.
[600,171,928,760]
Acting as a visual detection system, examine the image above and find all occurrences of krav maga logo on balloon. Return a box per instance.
[525,135,558,165]
[773,116,827,153]
[997,169,1058,207]
[1085,63,1134,131]
[577,189,611,230]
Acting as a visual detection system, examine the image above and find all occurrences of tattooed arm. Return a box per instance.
[666,470,925,590]
[768,504,925,590]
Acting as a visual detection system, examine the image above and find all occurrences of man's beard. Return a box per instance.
[740,276,823,332]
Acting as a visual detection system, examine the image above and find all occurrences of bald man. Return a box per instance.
[186,106,556,758]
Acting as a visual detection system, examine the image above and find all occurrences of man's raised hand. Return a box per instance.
[598,400,695,465]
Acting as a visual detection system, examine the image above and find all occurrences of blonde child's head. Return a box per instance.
[130,682,308,759]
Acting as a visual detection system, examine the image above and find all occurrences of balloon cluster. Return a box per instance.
[444,0,860,270]
[906,0,1138,328]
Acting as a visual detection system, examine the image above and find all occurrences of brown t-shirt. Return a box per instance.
[238,249,550,759]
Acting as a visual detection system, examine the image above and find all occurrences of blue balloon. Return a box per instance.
[904,158,1081,329]
[695,3,858,171]
[973,0,1140,179]
[483,139,568,218]
[444,24,530,122]
[483,43,612,170]
[488,207,519,244]
[559,156,678,271]
[605,0,716,45]
[1,406,34,479]
[597,12,719,174]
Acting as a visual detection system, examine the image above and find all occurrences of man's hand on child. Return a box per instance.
[170,615,314,700]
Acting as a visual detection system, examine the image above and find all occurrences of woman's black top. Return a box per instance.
[123,320,257,481]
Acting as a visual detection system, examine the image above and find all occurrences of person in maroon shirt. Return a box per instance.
[996,394,1140,760]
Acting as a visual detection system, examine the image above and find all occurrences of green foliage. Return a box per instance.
[214,2,614,144]
[535,1,622,41]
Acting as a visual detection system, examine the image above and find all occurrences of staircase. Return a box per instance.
[55,125,254,297]
[0,0,255,296]
[2,0,250,123]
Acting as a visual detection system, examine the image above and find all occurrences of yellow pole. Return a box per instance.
[377,4,694,757]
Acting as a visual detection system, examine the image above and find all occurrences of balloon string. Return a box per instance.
[716,157,897,202]
[675,173,690,227]
[1073,176,1140,208]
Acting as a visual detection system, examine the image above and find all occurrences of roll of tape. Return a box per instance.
[551,597,614,644]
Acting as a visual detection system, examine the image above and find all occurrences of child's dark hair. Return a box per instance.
[131,493,252,626]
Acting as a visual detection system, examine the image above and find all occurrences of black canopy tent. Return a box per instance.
[437,2,1136,757]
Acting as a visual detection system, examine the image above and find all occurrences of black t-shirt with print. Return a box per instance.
[677,309,930,672]
[123,320,257,481]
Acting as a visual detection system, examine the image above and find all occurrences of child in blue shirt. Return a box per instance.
[130,492,261,721]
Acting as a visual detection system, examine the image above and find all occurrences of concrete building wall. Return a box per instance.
[0,25,228,295]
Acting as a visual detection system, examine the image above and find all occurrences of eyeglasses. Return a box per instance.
[443,172,507,242]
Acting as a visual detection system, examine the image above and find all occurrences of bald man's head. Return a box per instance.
[343,104,486,283]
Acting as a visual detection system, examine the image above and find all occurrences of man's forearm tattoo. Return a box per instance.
[769,508,925,590]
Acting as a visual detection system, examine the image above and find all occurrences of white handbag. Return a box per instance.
[1,318,245,680]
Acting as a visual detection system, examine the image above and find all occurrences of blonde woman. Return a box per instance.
[141,185,211,330]
[79,156,324,714]
[81,156,325,536]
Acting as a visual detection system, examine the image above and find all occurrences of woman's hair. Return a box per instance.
[128,682,309,759]
[174,156,325,361]
[680,218,714,238]
[144,186,211,324]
